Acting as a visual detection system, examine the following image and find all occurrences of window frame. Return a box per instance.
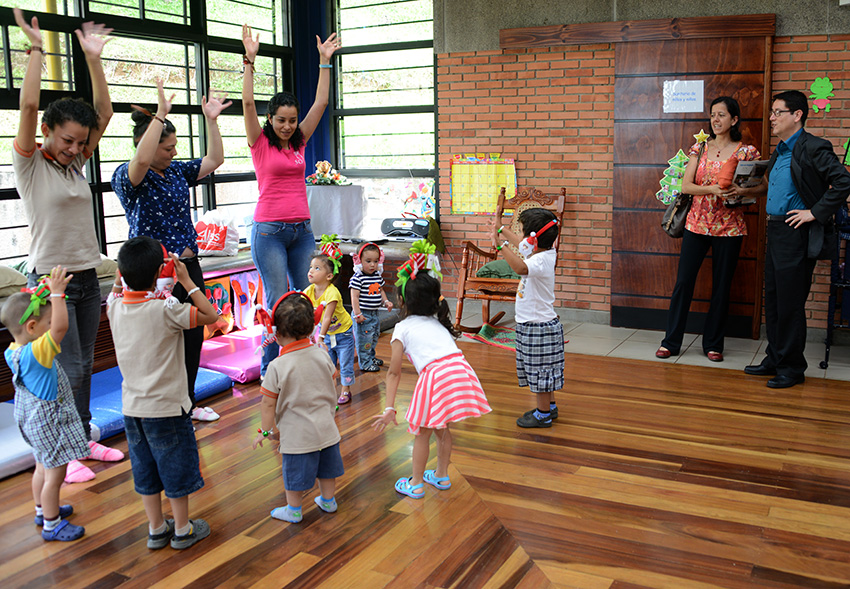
[0,0,294,261]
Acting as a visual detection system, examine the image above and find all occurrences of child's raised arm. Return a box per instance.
[372,339,403,431]
[44,266,73,345]
[172,254,218,325]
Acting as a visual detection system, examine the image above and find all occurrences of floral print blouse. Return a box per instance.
[685,141,761,237]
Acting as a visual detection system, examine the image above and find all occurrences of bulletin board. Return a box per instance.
[450,155,517,214]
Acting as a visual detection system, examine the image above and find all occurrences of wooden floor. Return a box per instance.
[2,336,850,588]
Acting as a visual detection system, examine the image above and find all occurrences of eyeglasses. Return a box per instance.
[770,109,792,117]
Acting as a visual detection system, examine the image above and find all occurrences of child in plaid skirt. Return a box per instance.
[491,208,564,428]
[1,267,89,541]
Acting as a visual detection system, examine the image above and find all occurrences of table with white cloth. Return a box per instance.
[306,184,365,238]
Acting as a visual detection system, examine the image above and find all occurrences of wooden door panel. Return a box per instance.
[614,122,762,164]
[615,74,765,120]
[615,38,766,75]
[612,253,758,301]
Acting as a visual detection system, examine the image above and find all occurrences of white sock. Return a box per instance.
[35,506,43,516]
[43,516,61,531]
[175,522,192,536]
[150,521,167,535]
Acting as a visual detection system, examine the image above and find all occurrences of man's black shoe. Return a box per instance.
[767,374,805,389]
[744,364,777,376]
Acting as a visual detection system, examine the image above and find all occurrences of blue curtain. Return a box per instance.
[292,0,331,168]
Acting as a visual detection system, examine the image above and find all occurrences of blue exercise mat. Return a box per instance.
[90,366,233,441]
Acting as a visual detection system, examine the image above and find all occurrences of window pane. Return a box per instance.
[209,51,284,102]
[206,0,286,46]
[339,113,434,169]
[339,48,432,109]
[9,28,73,91]
[0,199,32,264]
[7,1,76,16]
[87,0,189,25]
[338,0,433,45]
[103,37,196,106]
[214,179,258,208]
[0,110,18,189]
[216,114,253,174]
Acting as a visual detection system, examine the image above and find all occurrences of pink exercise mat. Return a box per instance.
[200,324,270,383]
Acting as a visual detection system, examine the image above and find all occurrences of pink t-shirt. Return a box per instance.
[251,137,309,222]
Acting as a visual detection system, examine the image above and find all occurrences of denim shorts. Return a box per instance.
[124,414,204,498]
[282,443,345,492]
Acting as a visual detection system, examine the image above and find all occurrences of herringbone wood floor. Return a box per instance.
[2,335,850,588]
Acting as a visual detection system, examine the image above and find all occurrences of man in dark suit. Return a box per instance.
[744,90,850,388]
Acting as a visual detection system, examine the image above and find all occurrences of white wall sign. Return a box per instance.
[662,80,704,113]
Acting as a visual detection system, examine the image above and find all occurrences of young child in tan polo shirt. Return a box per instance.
[107,236,219,550]
[252,291,344,523]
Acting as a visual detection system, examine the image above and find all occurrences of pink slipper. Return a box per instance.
[64,460,95,484]
[191,407,220,421]
[86,440,124,462]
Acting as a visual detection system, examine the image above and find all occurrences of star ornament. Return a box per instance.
[693,129,710,144]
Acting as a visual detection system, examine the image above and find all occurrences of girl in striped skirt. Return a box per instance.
[373,241,491,499]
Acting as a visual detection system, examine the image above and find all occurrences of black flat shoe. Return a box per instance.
[744,364,777,376]
[767,374,805,389]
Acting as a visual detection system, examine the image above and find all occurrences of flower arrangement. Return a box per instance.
[306,160,350,185]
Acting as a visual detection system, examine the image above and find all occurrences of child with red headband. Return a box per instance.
[491,208,564,428]
[253,291,343,523]
[1,266,89,541]
[349,242,393,372]
[305,235,356,404]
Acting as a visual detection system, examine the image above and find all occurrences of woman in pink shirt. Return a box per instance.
[241,25,340,376]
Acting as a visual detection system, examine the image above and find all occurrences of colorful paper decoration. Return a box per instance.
[693,129,710,144]
[656,149,690,205]
[203,276,234,340]
[450,154,517,214]
[810,77,834,114]
[229,270,260,330]
[842,138,850,166]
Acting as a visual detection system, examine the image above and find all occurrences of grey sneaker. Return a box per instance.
[147,519,174,550]
[522,406,558,421]
[170,519,210,549]
[314,495,338,513]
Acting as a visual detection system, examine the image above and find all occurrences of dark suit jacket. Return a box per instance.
[766,129,850,258]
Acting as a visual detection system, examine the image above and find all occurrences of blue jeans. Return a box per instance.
[325,328,355,387]
[124,413,204,498]
[355,310,381,368]
[30,268,101,439]
[251,220,315,375]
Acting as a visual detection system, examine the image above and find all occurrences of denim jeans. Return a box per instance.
[124,413,204,498]
[30,268,101,439]
[251,220,315,375]
[355,310,381,368]
[325,328,355,386]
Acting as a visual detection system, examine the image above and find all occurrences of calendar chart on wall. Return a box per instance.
[450,155,517,214]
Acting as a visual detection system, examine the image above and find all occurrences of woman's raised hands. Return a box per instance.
[13,8,42,48]
[75,20,113,59]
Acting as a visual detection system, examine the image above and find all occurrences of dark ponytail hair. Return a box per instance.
[131,109,177,147]
[263,91,304,151]
[398,271,459,338]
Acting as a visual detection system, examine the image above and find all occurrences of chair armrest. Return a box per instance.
[462,241,498,260]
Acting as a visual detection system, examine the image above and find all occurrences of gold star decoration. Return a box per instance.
[693,129,710,144]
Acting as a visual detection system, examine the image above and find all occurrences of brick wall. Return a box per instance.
[773,35,850,329]
[437,45,615,320]
[438,39,849,331]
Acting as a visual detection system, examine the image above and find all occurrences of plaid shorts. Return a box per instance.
[516,319,564,393]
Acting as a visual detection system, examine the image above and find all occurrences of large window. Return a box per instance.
[333,0,435,235]
[0,0,293,263]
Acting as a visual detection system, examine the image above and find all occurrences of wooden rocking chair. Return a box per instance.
[454,186,567,333]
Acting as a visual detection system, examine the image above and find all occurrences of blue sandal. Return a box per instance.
[394,477,425,499]
[423,470,451,490]
[41,519,85,542]
[34,504,73,526]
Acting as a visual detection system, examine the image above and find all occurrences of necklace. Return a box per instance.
[713,141,732,159]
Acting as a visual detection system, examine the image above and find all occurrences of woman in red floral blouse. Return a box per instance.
[656,96,762,362]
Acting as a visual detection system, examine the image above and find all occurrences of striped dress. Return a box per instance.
[392,315,491,435]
